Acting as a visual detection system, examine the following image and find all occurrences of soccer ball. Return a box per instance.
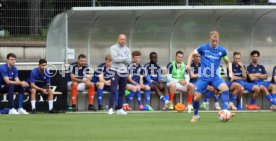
[217,110,232,122]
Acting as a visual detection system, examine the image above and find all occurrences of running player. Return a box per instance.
[190,54,224,110]
[187,31,232,122]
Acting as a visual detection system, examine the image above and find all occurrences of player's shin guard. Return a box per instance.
[18,92,24,108]
[169,92,174,102]
[187,93,193,105]
[214,95,219,103]
[272,93,276,104]
[71,83,78,105]
[221,91,230,110]
[8,84,15,109]
[126,91,135,104]
[88,85,95,105]
[193,100,200,116]
[204,91,213,102]
[97,89,103,107]
[160,96,167,103]
[145,90,151,105]
[136,91,142,105]
[266,94,276,105]
[231,94,237,104]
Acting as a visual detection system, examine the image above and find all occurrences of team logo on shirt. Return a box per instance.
[259,68,262,72]
[218,52,222,56]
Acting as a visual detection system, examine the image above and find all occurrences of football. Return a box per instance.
[218,110,232,122]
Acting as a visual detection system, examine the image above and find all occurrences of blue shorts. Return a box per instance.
[236,80,254,91]
[225,80,232,88]
[195,76,225,94]
[253,81,270,88]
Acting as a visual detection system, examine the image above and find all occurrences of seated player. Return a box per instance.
[0,53,29,114]
[190,54,222,110]
[29,59,56,113]
[92,54,117,110]
[247,50,276,110]
[226,52,260,110]
[123,51,153,111]
[144,52,171,110]
[271,65,276,109]
[67,54,95,111]
[166,51,194,112]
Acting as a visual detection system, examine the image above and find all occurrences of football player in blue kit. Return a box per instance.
[226,52,260,110]
[187,31,233,122]
[92,54,116,110]
[29,59,56,113]
[246,50,276,110]
[0,53,29,114]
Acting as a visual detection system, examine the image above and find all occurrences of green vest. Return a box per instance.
[171,61,185,80]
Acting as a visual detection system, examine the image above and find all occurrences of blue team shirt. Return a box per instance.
[190,62,201,83]
[272,66,276,83]
[92,63,112,83]
[0,63,18,86]
[196,43,227,79]
[28,67,51,87]
[144,62,162,84]
[67,62,90,82]
[128,63,143,84]
[247,63,267,83]
[227,63,245,82]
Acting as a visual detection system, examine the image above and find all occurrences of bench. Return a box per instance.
[0,86,62,103]
[68,89,185,111]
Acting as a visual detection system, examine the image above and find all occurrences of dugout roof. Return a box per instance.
[46,6,276,75]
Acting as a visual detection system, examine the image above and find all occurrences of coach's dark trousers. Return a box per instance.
[109,71,128,109]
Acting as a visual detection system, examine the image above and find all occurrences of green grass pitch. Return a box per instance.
[1,112,276,141]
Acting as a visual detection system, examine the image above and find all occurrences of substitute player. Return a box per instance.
[166,51,194,112]
[92,54,117,110]
[0,53,29,114]
[187,31,232,122]
[247,50,276,110]
[271,65,276,106]
[144,52,171,110]
[123,51,153,111]
[29,59,56,113]
[68,54,95,111]
[226,52,260,110]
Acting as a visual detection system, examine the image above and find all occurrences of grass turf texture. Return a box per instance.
[1,112,276,141]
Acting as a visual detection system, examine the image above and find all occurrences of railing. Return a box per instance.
[0,0,270,37]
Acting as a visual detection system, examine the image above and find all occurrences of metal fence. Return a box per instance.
[0,0,269,37]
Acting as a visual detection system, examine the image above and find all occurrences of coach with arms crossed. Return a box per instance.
[108,33,131,115]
